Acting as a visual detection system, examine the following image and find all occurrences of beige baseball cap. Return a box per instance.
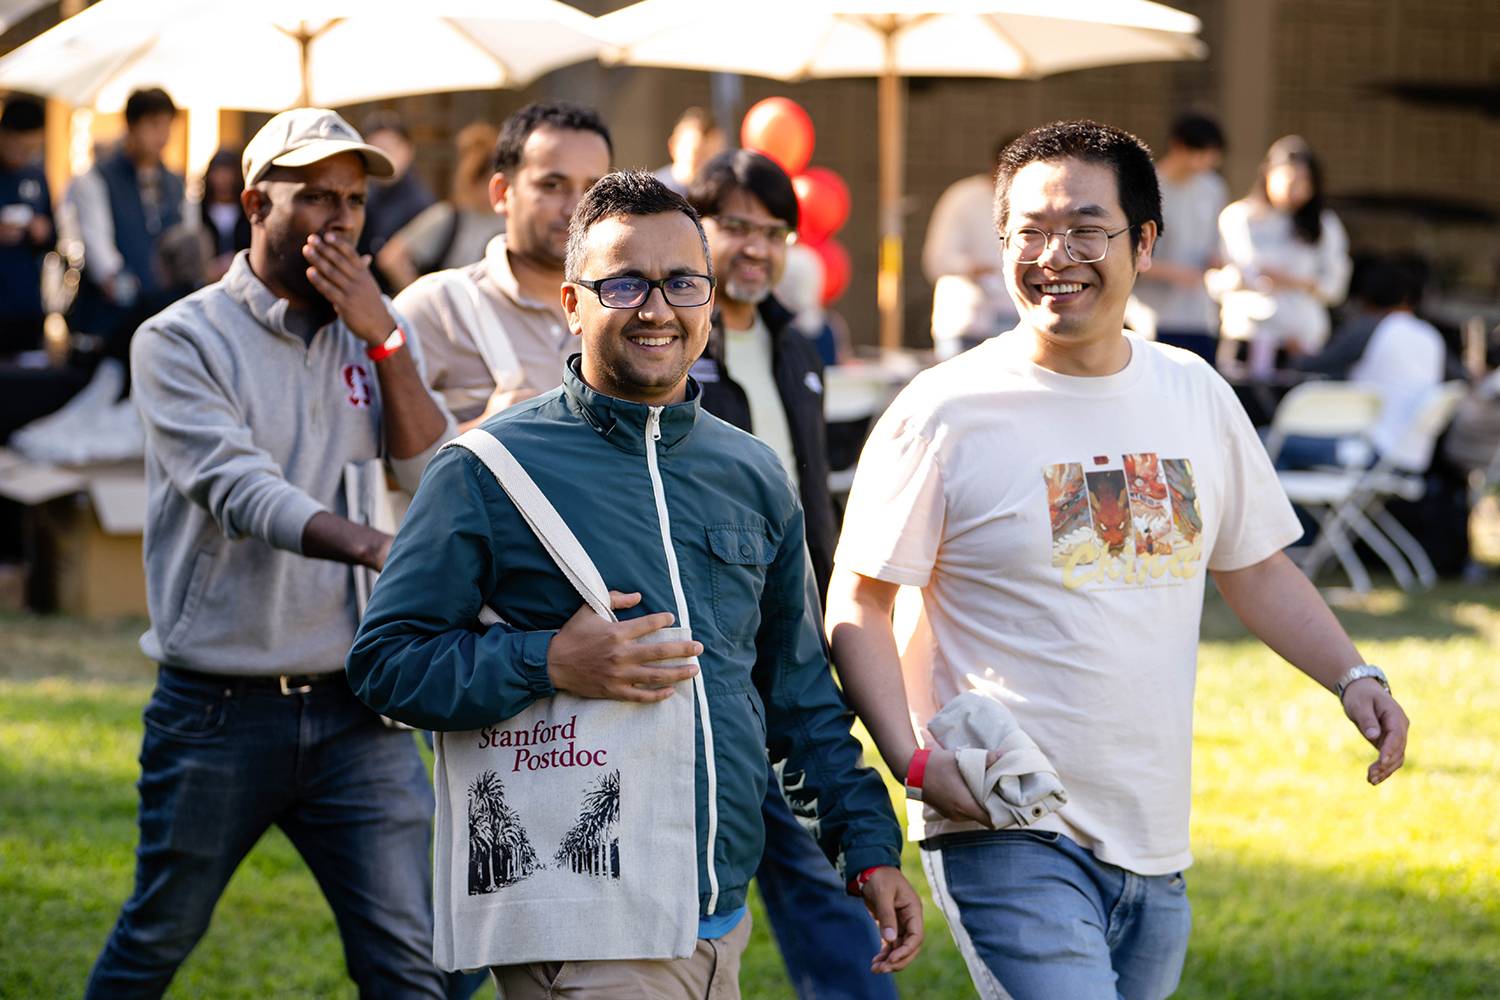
[242,108,396,186]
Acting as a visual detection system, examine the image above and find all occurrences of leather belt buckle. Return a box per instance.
[279,675,313,695]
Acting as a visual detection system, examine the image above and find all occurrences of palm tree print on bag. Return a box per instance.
[468,770,539,894]
[555,769,622,878]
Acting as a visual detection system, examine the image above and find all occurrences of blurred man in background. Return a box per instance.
[1134,112,1228,364]
[689,148,896,1000]
[922,138,1018,360]
[0,96,53,356]
[359,112,435,265]
[64,87,191,362]
[395,101,611,431]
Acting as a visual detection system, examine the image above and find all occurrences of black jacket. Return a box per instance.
[694,296,836,597]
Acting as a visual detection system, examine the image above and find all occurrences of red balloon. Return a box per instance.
[809,238,851,306]
[792,167,851,244]
[741,97,815,177]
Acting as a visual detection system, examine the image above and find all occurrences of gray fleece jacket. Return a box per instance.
[131,251,451,674]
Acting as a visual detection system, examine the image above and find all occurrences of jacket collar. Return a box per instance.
[706,293,795,368]
[222,251,334,342]
[562,356,701,456]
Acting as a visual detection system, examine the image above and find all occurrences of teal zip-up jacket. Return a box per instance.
[347,361,901,917]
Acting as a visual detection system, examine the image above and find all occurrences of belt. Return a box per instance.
[164,665,348,695]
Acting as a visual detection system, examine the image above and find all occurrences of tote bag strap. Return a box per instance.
[443,270,526,392]
[444,428,616,624]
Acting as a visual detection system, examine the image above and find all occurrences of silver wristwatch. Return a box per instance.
[1334,664,1390,700]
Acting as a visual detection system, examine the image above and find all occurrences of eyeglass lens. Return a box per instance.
[1007,227,1112,263]
[714,216,794,244]
[596,275,713,308]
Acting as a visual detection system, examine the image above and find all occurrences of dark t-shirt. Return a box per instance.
[0,162,53,318]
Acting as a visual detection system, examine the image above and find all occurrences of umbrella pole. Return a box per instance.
[876,61,904,352]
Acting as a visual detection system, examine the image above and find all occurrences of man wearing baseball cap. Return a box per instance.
[85,109,455,999]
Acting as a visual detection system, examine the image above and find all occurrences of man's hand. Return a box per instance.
[1342,678,1408,785]
[546,591,702,702]
[917,748,1001,827]
[860,866,924,973]
[302,231,393,345]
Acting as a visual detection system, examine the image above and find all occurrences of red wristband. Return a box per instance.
[904,748,931,800]
[846,865,884,898]
[366,327,405,361]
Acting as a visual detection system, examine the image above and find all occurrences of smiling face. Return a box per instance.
[1002,157,1155,374]
[563,211,713,405]
[493,125,612,272]
[703,187,788,307]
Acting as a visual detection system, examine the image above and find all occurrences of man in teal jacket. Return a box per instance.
[348,170,921,997]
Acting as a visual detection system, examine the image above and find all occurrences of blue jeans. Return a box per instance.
[756,766,898,1000]
[85,666,446,999]
[921,830,1190,1000]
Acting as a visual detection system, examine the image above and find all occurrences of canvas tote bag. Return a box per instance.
[431,428,701,970]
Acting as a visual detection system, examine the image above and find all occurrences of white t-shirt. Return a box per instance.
[1349,311,1446,470]
[724,314,799,488]
[835,330,1303,875]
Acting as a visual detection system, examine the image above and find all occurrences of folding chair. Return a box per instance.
[1266,382,1385,592]
[1283,382,1467,592]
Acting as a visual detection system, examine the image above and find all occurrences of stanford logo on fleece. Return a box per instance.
[341,363,372,408]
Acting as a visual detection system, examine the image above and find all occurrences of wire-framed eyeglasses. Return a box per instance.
[1003,225,1133,264]
[572,274,716,309]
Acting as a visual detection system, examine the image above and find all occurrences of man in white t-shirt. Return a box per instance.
[826,121,1410,1000]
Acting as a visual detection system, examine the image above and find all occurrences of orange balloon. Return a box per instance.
[809,237,851,306]
[792,167,851,244]
[741,97,815,177]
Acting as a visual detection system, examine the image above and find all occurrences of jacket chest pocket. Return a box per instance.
[705,525,775,641]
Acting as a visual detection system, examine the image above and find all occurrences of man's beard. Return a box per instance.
[723,253,772,306]
[264,224,330,307]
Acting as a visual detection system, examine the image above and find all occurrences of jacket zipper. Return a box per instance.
[646,406,720,914]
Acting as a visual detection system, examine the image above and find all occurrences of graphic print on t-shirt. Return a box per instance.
[1044,453,1203,590]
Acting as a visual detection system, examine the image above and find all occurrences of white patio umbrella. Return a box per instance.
[0,0,603,112]
[0,0,50,35]
[595,0,1207,350]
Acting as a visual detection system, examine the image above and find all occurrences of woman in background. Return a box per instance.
[1210,135,1351,378]
[377,122,503,292]
[199,148,249,283]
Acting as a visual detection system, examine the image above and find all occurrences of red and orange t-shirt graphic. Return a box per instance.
[1043,452,1204,591]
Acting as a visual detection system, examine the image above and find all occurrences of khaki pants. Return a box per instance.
[491,911,752,1000]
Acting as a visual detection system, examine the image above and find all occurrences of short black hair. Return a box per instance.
[1169,112,1224,151]
[1357,256,1427,310]
[125,88,176,126]
[0,97,45,133]
[687,149,799,231]
[995,120,1162,253]
[565,170,710,282]
[493,101,613,177]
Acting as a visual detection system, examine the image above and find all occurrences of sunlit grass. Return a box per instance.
[3,587,1500,998]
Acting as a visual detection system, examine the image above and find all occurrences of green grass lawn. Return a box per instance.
[2,585,1498,999]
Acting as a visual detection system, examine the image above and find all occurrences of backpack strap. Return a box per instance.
[441,269,526,393]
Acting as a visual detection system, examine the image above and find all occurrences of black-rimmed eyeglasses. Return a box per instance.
[572,274,716,309]
[1003,226,1133,264]
[710,216,795,244]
